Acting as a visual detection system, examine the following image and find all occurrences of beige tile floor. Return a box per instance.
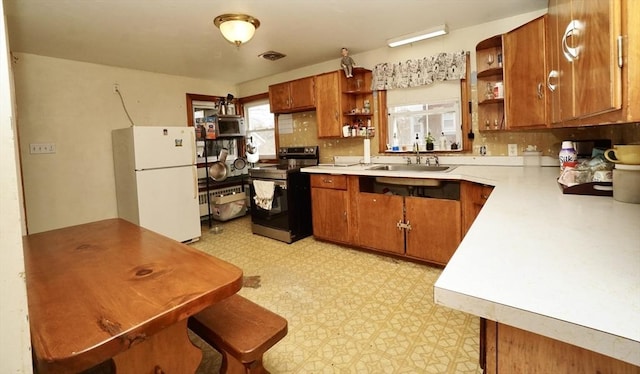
[189,216,481,374]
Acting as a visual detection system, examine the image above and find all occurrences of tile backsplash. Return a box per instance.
[278,88,640,164]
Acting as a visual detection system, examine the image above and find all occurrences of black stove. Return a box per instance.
[248,146,318,243]
[249,146,319,180]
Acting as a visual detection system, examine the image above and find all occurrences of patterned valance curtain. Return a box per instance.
[371,51,467,90]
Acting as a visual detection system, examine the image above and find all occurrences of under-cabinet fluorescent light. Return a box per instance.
[387,24,448,47]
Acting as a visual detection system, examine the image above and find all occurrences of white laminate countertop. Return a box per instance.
[302,162,640,366]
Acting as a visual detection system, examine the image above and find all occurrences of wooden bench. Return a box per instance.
[188,294,288,374]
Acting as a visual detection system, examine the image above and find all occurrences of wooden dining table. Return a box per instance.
[23,218,243,374]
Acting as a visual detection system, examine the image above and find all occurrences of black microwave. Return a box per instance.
[202,115,246,139]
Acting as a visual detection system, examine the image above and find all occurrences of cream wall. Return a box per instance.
[14,53,236,233]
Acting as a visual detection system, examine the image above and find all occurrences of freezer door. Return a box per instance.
[132,126,195,169]
[136,165,200,242]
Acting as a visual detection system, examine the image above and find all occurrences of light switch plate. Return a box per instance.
[508,144,518,157]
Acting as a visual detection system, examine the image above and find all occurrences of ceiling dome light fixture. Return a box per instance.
[213,14,260,47]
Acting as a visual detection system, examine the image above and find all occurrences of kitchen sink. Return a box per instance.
[366,164,455,172]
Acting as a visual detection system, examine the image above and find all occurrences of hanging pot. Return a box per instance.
[209,148,229,181]
[246,140,259,163]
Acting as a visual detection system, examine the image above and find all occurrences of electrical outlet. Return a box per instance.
[30,143,56,154]
[113,83,119,94]
[508,143,518,157]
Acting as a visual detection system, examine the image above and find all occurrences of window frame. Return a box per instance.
[376,54,471,153]
[239,93,278,162]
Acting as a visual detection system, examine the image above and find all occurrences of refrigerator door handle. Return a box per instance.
[192,166,198,199]
[190,128,196,166]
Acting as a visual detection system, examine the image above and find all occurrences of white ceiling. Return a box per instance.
[4,0,547,85]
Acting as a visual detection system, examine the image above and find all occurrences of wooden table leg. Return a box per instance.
[112,320,201,374]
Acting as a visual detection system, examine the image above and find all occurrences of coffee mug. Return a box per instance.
[604,145,640,165]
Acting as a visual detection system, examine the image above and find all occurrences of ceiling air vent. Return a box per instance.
[259,51,286,61]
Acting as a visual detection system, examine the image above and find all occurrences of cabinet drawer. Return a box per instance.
[310,174,347,190]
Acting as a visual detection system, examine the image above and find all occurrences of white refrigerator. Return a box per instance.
[112,126,200,242]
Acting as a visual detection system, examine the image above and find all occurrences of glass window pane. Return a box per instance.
[245,99,275,158]
[388,99,461,151]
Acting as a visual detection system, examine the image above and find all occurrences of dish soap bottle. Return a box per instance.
[392,123,400,151]
[439,132,448,151]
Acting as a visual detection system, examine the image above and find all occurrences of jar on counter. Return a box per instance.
[559,141,577,170]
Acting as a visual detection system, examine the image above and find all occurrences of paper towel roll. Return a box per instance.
[363,138,371,164]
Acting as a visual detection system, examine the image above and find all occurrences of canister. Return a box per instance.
[612,164,640,204]
[523,150,541,167]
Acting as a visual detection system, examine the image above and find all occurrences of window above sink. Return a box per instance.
[388,99,462,152]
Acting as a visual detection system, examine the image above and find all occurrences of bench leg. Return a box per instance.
[220,350,269,374]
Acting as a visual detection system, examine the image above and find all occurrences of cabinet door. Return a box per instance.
[269,82,291,113]
[311,187,349,243]
[315,72,342,138]
[355,192,405,255]
[504,16,548,129]
[461,181,493,238]
[572,0,622,119]
[548,0,622,123]
[289,76,315,110]
[547,0,573,123]
[405,197,461,265]
[486,322,640,374]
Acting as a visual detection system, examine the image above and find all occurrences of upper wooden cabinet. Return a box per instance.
[315,71,343,138]
[547,0,621,123]
[476,36,505,131]
[477,16,548,131]
[268,76,315,113]
[315,68,374,138]
[546,0,638,126]
[504,16,548,129]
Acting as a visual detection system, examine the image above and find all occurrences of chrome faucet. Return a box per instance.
[414,146,421,164]
[425,155,439,166]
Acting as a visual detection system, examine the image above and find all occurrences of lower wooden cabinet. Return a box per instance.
[310,175,350,244]
[481,319,640,373]
[355,192,405,255]
[355,193,461,264]
[461,181,494,238]
[405,197,461,265]
[310,175,491,266]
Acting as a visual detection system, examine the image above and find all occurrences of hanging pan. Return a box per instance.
[209,148,229,181]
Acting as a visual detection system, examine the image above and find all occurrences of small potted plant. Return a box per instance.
[426,132,435,151]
